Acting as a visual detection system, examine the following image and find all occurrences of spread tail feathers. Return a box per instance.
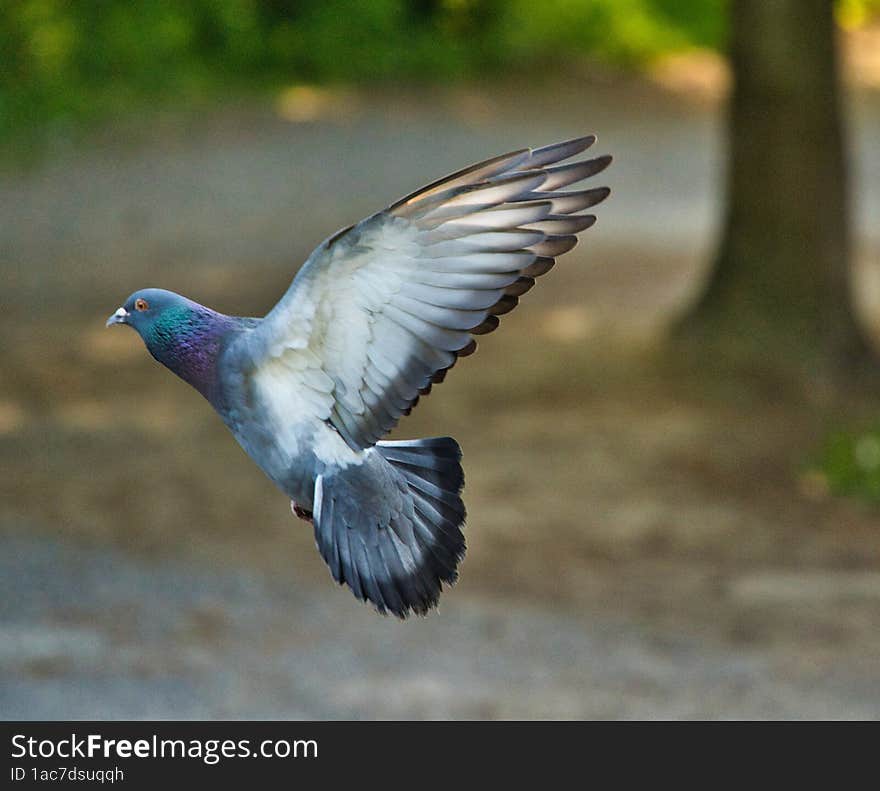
[309,437,465,617]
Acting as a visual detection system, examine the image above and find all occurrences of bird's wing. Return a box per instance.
[232,136,611,450]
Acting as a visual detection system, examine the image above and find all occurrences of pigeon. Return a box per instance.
[107,135,611,617]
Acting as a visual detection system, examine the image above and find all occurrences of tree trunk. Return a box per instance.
[681,0,871,371]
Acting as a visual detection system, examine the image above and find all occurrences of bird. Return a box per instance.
[106,135,611,617]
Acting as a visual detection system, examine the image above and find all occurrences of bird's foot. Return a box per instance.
[291,501,314,523]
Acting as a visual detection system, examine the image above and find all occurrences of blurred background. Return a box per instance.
[2,0,880,719]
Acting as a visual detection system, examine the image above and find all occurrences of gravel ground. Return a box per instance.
[3,535,879,720]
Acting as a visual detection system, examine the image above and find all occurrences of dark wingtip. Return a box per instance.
[590,153,613,176]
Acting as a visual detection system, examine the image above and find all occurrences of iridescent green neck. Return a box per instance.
[141,303,235,400]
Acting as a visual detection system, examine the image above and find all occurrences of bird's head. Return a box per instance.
[106,288,231,399]
[106,288,189,336]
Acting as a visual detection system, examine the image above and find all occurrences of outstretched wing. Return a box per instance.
[232,136,611,451]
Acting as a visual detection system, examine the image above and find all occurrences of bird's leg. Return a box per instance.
[291,500,314,523]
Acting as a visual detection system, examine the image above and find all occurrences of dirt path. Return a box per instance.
[3,535,878,719]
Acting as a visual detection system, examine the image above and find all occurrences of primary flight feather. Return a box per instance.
[107,135,612,617]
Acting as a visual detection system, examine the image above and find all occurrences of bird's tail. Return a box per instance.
[311,437,465,617]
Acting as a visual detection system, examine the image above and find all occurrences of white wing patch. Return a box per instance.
[251,348,334,460]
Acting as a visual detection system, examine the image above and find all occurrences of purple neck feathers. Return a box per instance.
[143,305,238,402]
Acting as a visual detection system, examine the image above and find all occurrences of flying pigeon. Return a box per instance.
[107,136,611,617]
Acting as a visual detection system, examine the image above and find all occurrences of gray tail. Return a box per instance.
[312,437,465,617]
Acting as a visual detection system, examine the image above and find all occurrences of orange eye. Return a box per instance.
[134,298,149,312]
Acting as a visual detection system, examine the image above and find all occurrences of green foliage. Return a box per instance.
[814,424,880,504]
[0,0,725,142]
[0,0,876,143]
[495,0,726,68]
[838,0,880,26]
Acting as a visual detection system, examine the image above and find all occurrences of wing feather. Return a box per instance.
[228,136,611,450]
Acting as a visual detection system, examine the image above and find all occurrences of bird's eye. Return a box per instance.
[134,298,149,312]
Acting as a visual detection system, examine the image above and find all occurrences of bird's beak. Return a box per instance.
[106,307,129,327]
